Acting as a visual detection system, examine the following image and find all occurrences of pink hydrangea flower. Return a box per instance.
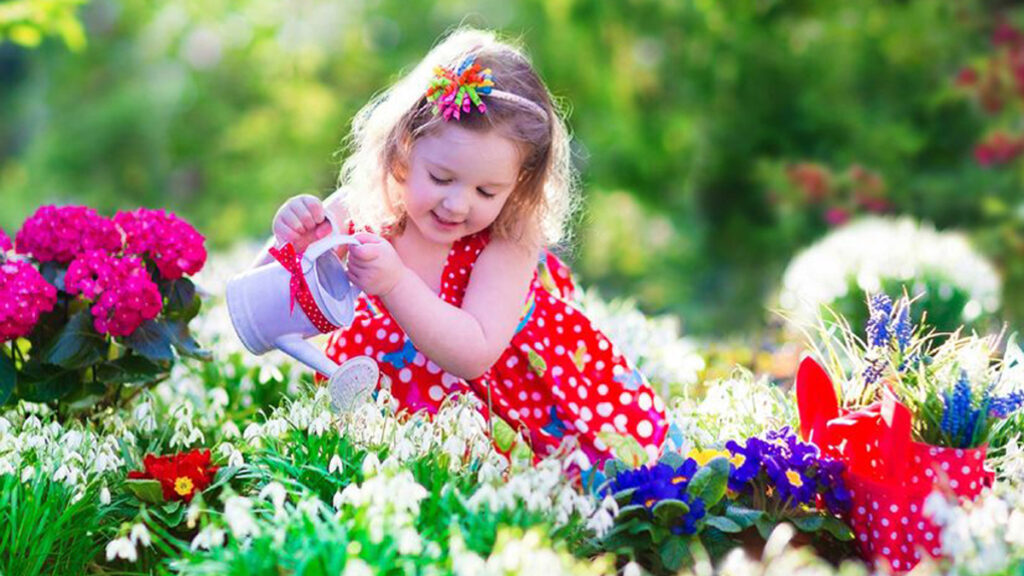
[66,251,163,337]
[0,227,12,252]
[0,260,57,343]
[15,205,122,264]
[114,208,207,280]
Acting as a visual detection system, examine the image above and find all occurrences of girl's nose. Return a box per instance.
[441,189,470,217]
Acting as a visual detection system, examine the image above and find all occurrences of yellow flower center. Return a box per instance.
[645,498,657,508]
[785,470,804,488]
[672,475,688,484]
[730,454,746,468]
[687,448,729,467]
[174,476,195,496]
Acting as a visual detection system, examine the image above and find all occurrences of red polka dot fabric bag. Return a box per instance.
[795,357,994,573]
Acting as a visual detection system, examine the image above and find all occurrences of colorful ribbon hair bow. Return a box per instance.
[425,55,495,121]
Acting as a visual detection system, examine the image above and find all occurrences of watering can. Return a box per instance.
[226,213,379,411]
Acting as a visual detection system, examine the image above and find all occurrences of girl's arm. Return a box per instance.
[356,236,538,380]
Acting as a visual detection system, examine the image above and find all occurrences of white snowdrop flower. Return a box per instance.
[190,526,225,551]
[105,536,137,562]
[223,495,259,540]
[0,417,10,435]
[258,363,284,384]
[339,483,365,507]
[563,448,592,471]
[53,464,78,485]
[20,466,34,483]
[622,561,642,576]
[308,411,331,437]
[0,458,14,477]
[130,523,151,547]
[259,481,288,516]
[329,454,344,475]
[1007,509,1024,547]
[186,499,203,529]
[297,497,321,518]
[441,435,466,461]
[396,527,422,555]
[468,483,501,513]
[243,422,263,446]
[288,402,312,431]
[477,459,502,483]
[221,421,241,439]
[262,418,289,438]
[23,415,42,431]
[100,486,111,506]
[133,400,157,433]
[61,430,84,451]
[332,490,345,511]
[342,559,374,576]
[217,441,245,467]
[361,453,381,477]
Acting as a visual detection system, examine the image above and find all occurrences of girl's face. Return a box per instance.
[402,123,521,245]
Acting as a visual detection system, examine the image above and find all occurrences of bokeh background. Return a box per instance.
[2,0,1023,343]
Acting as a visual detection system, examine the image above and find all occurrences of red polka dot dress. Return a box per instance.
[324,229,668,464]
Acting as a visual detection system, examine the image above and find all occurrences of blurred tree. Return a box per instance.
[0,0,1015,334]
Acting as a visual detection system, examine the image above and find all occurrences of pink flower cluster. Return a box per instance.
[114,208,207,280]
[15,206,122,264]
[0,227,12,252]
[65,251,163,337]
[0,261,57,343]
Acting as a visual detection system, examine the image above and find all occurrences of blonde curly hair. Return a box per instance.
[337,28,579,247]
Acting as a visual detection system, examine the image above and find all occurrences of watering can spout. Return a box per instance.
[274,333,339,378]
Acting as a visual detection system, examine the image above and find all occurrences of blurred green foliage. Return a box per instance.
[1,0,1021,335]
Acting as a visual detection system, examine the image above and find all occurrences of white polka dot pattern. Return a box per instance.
[321,228,668,466]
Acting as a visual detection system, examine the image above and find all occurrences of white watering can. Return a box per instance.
[226,213,379,411]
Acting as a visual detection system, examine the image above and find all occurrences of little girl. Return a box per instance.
[261,29,667,464]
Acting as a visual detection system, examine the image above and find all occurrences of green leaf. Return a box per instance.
[0,351,15,405]
[162,278,199,319]
[658,451,686,469]
[40,311,107,369]
[704,515,744,533]
[61,380,106,412]
[123,319,175,362]
[754,514,777,539]
[18,361,78,402]
[164,320,212,361]
[612,487,637,507]
[207,466,241,492]
[125,479,164,504]
[617,504,650,523]
[820,515,855,541]
[686,457,730,508]
[653,498,691,524]
[659,536,691,572]
[154,499,187,527]
[94,355,169,386]
[790,515,824,533]
[724,504,764,529]
[602,458,625,480]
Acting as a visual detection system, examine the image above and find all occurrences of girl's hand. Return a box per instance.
[347,233,407,297]
[272,194,333,252]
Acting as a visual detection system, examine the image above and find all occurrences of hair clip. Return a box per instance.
[425,56,495,121]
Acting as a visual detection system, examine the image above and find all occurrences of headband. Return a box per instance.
[424,55,548,122]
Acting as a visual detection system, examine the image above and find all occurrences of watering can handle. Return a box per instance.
[304,210,361,264]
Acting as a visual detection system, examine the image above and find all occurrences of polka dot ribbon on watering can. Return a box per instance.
[269,242,339,334]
